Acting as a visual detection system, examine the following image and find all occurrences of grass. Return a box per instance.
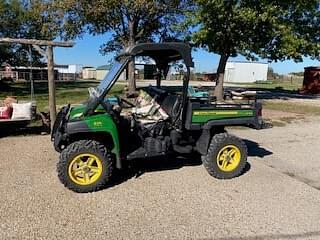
[0,81,124,112]
[230,78,303,91]
[2,79,317,117]
[263,101,320,115]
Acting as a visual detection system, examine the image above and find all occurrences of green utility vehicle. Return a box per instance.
[52,43,262,193]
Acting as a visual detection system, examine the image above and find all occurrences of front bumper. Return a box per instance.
[51,105,70,152]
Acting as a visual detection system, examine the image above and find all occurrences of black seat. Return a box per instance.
[160,95,180,118]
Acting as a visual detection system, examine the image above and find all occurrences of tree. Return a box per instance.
[0,0,30,65]
[191,0,320,100]
[56,0,190,94]
[0,0,60,66]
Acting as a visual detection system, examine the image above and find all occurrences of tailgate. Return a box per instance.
[185,101,263,130]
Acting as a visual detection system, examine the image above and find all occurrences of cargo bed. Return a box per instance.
[185,99,262,130]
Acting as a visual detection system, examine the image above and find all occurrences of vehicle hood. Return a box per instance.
[68,103,107,121]
[69,104,87,120]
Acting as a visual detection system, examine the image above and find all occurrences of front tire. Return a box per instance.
[202,133,247,179]
[57,140,113,193]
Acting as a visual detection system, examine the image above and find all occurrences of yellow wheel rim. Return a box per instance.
[216,145,241,172]
[68,153,103,186]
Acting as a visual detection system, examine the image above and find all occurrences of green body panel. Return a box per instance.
[84,114,120,159]
[192,109,254,123]
[69,104,106,120]
[69,105,86,119]
[68,104,119,159]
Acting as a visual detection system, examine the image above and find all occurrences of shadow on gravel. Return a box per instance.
[108,154,203,188]
[0,126,49,138]
[244,139,273,159]
[108,153,251,190]
[212,230,320,240]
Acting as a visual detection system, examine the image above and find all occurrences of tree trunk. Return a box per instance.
[127,21,136,95]
[214,54,229,101]
[47,46,56,130]
[128,58,136,95]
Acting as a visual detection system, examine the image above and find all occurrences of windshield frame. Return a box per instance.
[95,58,127,96]
[84,56,130,115]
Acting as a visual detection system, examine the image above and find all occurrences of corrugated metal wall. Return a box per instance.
[224,62,268,83]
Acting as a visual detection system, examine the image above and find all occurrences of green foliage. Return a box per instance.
[0,0,60,66]
[192,0,320,62]
[0,0,28,65]
[190,0,320,100]
[56,0,191,54]
[259,1,320,62]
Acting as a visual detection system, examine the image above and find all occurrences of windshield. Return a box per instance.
[85,58,128,115]
[91,60,126,98]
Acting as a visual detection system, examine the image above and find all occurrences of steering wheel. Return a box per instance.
[117,96,136,108]
[101,100,114,113]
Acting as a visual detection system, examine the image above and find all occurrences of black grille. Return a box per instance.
[51,105,69,140]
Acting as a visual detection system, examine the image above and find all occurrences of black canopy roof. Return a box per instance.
[118,42,194,69]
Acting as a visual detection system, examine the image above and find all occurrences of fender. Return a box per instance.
[66,114,122,169]
[196,129,211,155]
[196,127,226,155]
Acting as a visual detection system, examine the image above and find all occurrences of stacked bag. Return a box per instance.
[0,96,32,120]
[133,90,169,121]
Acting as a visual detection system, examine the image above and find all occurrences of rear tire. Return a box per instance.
[57,140,113,193]
[202,133,247,179]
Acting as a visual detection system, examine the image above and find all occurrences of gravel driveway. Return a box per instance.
[232,116,320,189]
[1,123,320,239]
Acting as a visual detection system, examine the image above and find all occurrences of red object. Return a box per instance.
[300,67,320,94]
[0,106,13,119]
[257,108,262,117]
[202,73,217,81]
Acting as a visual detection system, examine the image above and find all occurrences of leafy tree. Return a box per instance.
[267,67,283,80]
[0,0,58,66]
[0,0,28,65]
[192,0,320,100]
[56,0,190,94]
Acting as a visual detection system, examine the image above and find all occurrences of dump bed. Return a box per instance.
[185,99,262,130]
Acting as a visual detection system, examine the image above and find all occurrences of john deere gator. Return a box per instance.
[51,42,263,193]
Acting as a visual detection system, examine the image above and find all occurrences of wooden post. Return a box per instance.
[47,46,56,129]
[0,38,74,130]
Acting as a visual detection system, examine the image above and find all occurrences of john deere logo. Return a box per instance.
[193,111,239,115]
[94,121,103,127]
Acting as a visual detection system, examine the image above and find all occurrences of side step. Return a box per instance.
[127,147,167,160]
[127,144,193,160]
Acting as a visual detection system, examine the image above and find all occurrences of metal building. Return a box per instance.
[224,61,268,83]
[96,65,112,80]
[55,64,83,74]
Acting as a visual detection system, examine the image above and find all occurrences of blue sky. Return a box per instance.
[54,34,320,75]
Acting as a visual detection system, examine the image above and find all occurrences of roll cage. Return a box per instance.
[118,42,194,69]
[120,42,194,127]
[85,42,194,120]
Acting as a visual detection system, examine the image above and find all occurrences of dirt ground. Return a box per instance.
[262,109,304,121]
[1,81,320,239]
[1,117,320,239]
[232,116,320,190]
